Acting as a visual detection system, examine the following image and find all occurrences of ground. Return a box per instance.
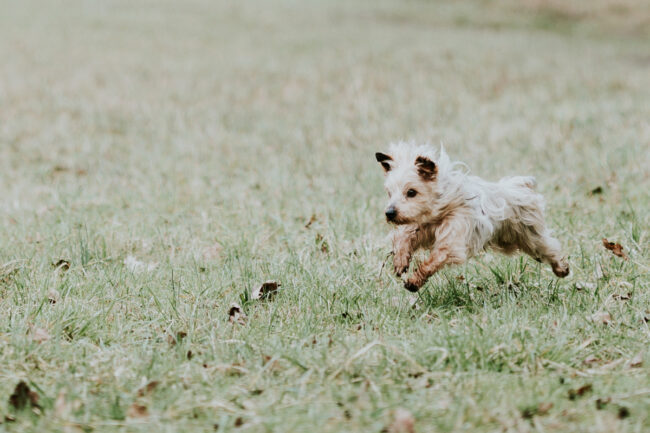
[0,0,649,432]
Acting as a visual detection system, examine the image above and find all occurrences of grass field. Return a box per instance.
[1,0,649,431]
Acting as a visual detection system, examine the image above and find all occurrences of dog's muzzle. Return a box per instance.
[385,206,397,222]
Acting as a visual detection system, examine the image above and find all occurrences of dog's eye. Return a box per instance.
[406,189,417,198]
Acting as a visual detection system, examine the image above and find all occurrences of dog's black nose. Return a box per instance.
[385,207,397,221]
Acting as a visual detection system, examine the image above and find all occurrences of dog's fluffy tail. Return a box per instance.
[510,176,537,190]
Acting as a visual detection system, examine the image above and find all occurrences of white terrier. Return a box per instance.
[376,142,569,292]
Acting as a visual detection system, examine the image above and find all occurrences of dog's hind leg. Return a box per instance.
[517,227,569,277]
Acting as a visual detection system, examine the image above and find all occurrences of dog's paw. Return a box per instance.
[404,279,421,292]
[393,255,410,276]
[552,260,570,278]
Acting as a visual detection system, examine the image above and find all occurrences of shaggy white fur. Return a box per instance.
[376,141,569,292]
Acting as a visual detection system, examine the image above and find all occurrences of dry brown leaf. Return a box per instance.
[261,355,282,372]
[52,259,70,271]
[522,402,553,418]
[613,292,631,301]
[618,406,630,419]
[47,288,60,304]
[568,384,592,400]
[9,381,40,410]
[228,303,247,325]
[602,238,628,260]
[213,363,248,376]
[127,403,149,418]
[32,327,50,343]
[596,397,611,410]
[167,331,187,346]
[386,408,415,433]
[583,355,602,366]
[304,214,317,229]
[628,354,643,368]
[251,281,280,300]
[591,311,612,325]
[315,233,329,253]
[589,186,603,195]
[137,381,160,397]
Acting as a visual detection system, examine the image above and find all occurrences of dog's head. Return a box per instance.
[375,143,438,225]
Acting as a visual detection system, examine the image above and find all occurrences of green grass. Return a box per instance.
[0,0,649,431]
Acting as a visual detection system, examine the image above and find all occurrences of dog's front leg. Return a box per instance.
[403,222,467,292]
[392,225,418,277]
[403,247,451,292]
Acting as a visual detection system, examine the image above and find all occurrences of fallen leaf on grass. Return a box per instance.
[590,311,612,325]
[589,186,603,195]
[617,406,630,419]
[127,403,149,418]
[213,363,248,376]
[315,233,329,253]
[595,397,611,410]
[261,355,283,372]
[228,303,247,325]
[385,408,415,433]
[52,259,70,272]
[250,281,280,300]
[628,354,643,368]
[47,288,60,304]
[0,261,21,284]
[602,238,628,260]
[9,381,40,410]
[521,402,553,418]
[304,214,317,228]
[582,355,602,366]
[137,381,160,397]
[167,331,187,346]
[568,384,592,400]
[612,292,631,301]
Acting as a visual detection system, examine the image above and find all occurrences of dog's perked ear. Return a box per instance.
[375,152,393,172]
[415,156,437,180]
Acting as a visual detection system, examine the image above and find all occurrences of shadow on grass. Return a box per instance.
[414,257,569,313]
